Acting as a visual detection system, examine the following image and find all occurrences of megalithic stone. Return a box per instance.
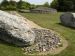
[60,12,75,27]
[0,10,35,46]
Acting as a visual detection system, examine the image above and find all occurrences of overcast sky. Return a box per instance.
[0,0,53,5]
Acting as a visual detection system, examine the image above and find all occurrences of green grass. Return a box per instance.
[0,40,24,56]
[0,12,75,56]
[19,12,75,56]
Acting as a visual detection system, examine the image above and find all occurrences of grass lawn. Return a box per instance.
[0,12,75,56]
[19,12,75,56]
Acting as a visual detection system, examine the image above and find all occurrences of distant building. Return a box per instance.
[30,7,57,13]
[18,9,30,13]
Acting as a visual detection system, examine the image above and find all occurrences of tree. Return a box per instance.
[50,0,58,9]
[0,0,9,10]
[50,0,74,11]
[64,1,74,11]
[17,0,31,9]
[30,4,36,9]
[17,0,23,9]
[43,2,50,7]
[8,0,17,10]
[0,0,17,10]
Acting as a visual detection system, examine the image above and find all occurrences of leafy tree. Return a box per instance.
[17,0,31,9]
[50,0,58,9]
[8,0,17,10]
[0,0,17,10]
[17,0,23,9]
[30,4,36,9]
[64,1,74,11]
[0,0,9,10]
[0,0,31,10]
[43,2,50,7]
[50,0,74,11]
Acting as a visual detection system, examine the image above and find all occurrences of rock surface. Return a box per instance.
[60,12,75,27]
[0,10,35,46]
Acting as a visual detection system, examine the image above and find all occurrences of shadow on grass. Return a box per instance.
[0,31,18,47]
[0,35,29,48]
[57,23,75,30]
[0,28,31,48]
[0,39,18,47]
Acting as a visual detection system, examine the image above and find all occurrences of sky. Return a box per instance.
[0,0,53,5]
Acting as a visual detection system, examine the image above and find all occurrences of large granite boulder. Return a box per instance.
[60,12,75,27]
[0,10,35,46]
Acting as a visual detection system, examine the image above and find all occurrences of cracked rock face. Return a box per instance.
[60,12,75,27]
[0,10,35,46]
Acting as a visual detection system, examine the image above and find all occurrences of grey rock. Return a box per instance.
[60,12,75,27]
[0,10,35,46]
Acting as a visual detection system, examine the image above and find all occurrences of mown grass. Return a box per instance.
[0,12,75,56]
[0,40,25,56]
[20,12,75,56]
